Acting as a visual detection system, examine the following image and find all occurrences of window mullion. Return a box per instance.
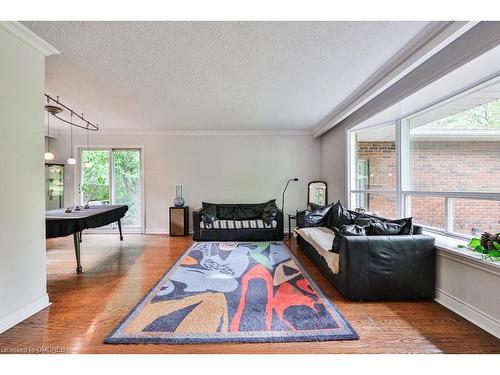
[445,197,454,233]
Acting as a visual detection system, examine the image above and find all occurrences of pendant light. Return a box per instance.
[67,111,76,165]
[44,104,55,161]
[83,127,93,169]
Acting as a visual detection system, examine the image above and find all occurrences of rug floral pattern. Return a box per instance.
[106,242,358,343]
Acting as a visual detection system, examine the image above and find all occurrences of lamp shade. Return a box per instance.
[67,157,76,165]
[44,152,55,161]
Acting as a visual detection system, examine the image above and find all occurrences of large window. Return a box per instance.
[350,123,396,218]
[348,78,500,238]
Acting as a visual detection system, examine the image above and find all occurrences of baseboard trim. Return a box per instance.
[145,229,196,235]
[435,288,500,339]
[0,294,51,334]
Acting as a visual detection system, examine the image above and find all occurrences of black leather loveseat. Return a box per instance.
[295,201,436,300]
[193,200,284,241]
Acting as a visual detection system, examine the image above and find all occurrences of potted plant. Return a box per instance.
[457,232,500,262]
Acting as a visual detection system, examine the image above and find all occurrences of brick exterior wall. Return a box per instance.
[355,140,500,235]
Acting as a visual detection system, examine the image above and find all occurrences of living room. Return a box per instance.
[0,0,499,371]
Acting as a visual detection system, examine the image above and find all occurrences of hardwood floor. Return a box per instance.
[0,234,499,354]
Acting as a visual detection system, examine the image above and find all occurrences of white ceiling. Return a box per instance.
[409,80,500,128]
[24,21,429,132]
[358,45,500,130]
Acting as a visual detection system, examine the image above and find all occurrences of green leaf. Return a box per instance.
[468,238,481,248]
[493,241,500,250]
[457,244,466,248]
[489,250,500,258]
[473,244,488,254]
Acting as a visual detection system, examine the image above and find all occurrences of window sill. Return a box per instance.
[427,232,500,276]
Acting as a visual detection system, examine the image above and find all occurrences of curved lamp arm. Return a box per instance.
[281,178,299,214]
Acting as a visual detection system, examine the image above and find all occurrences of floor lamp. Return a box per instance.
[281,178,299,214]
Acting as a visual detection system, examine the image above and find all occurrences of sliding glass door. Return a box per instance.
[80,148,142,231]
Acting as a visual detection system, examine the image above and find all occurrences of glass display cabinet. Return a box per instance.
[45,163,64,211]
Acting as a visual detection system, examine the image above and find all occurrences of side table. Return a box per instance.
[169,206,189,236]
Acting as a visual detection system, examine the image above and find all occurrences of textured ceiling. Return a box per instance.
[24,21,429,131]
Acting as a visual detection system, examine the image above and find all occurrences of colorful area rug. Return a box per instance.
[105,241,358,344]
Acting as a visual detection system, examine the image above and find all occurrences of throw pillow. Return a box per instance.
[200,202,217,223]
[367,221,404,235]
[326,200,355,230]
[334,224,367,236]
[352,215,374,228]
[388,217,413,235]
[296,210,324,227]
[297,203,333,228]
[262,199,278,224]
[308,202,333,213]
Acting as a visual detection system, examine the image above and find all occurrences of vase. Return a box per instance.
[174,185,185,207]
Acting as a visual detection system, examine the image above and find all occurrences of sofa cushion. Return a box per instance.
[295,227,339,274]
[215,204,237,220]
[200,219,277,229]
[326,200,355,230]
[204,201,278,221]
[235,203,266,220]
[262,199,278,224]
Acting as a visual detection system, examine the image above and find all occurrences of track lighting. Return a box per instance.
[43,94,100,165]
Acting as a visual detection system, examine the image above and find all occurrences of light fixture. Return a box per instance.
[43,94,100,165]
[44,108,55,161]
[83,127,93,168]
[43,99,61,161]
[67,111,76,165]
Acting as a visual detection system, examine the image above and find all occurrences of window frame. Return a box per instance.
[347,76,500,240]
[347,121,398,219]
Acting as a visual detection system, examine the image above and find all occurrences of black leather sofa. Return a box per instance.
[295,203,436,300]
[193,202,284,242]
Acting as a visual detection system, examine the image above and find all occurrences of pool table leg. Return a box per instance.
[73,232,82,274]
[118,219,123,241]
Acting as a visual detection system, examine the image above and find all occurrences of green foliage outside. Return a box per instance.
[81,150,140,227]
[82,150,110,204]
[113,150,141,226]
[419,98,500,130]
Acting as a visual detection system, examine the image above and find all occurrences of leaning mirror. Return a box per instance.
[308,181,327,207]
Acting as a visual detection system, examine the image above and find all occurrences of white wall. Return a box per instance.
[0,27,49,332]
[436,251,500,338]
[50,133,322,232]
[320,124,348,205]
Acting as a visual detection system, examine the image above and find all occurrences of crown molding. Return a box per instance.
[0,21,60,56]
[312,21,479,138]
[59,129,313,137]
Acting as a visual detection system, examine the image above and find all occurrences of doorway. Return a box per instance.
[78,148,143,232]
